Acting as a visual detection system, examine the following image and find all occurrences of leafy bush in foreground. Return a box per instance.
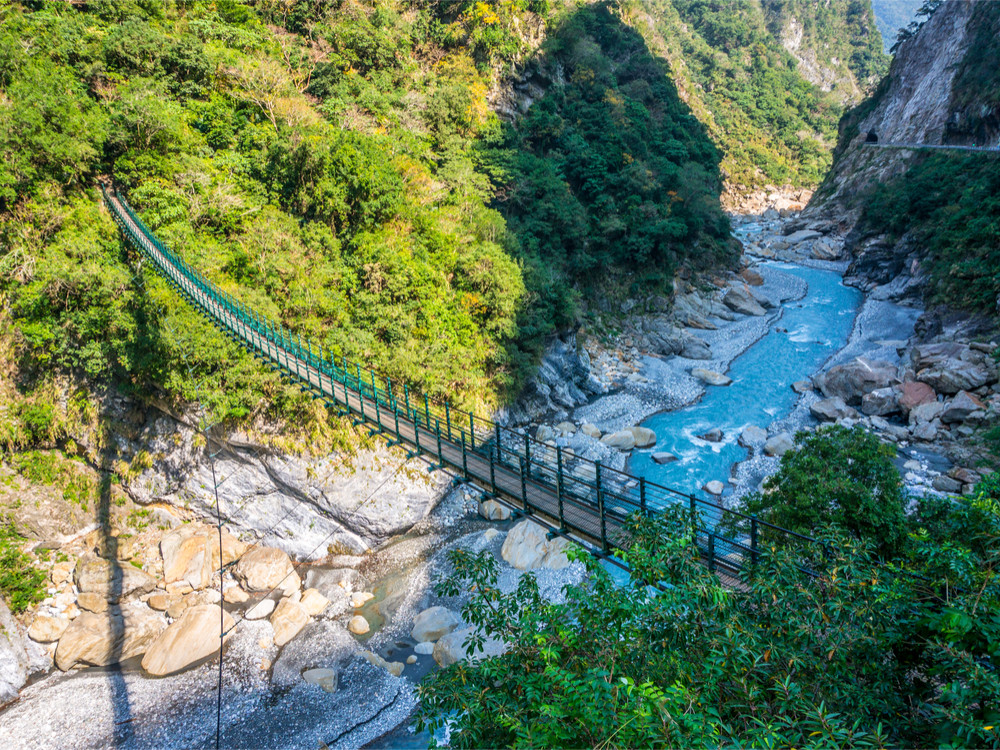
[418,495,999,748]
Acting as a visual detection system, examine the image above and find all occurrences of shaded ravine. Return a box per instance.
[629,262,863,499]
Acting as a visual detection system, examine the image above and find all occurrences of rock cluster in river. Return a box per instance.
[805,346,999,457]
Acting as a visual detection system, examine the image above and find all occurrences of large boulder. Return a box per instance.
[811,239,841,260]
[911,343,996,394]
[600,430,636,451]
[703,481,724,496]
[861,387,900,416]
[628,426,657,448]
[739,425,768,447]
[501,520,573,570]
[940,391,986,424]
[302,567,358,600]
[28,615,69,644]
[233,547,300,597]
[478,499,511,522]
[160,524,246,591]
[784,229,822,244]
[271,598,310,647]
[815,358,898,406]
[55,605,166,671]
[411,607,461,643]
[909,400,945,426]
[141,605,234,677]
[898,381,936,415]
[691,368,732,387]
[1,598,49,704]
[810,397,858,422]
[763,433,795,458]
[74,554,157,603]
[433,627,506,668]
[722,287,766,316]
[680,336,713,360]
[651,452,678,464]
[299,589,330,617]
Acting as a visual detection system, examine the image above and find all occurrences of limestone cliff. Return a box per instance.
[809,0,999,224]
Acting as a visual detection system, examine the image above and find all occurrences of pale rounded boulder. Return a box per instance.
[600,430,636,451]
[74,554,157,603]
[411,606,460,643]
[478,499,511,522]
[629,426,657,448]
[691,368,732,387]
[501,520,573,570]
[300,588,330,617]
[348,615,370,635]
[703,481,725,496]
[56,605,166,671]
[28,614,68,643]
[270,599,309,647]
[233,547,300,597]
[141,604,234,677]
[302,667,338,693]
[433,627,506,668]
[763,432,795,457]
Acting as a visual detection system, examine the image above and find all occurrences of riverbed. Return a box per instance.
[629,261,862,500]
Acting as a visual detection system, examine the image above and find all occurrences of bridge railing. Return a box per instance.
[103,185,829,577]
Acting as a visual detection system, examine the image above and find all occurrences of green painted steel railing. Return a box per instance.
[102,183,827,576]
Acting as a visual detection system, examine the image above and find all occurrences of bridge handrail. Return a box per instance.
[102,183,828,574]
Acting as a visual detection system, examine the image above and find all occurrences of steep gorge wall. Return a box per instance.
[809,0,997,224]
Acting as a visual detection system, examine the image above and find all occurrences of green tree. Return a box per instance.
[742,425,908,557]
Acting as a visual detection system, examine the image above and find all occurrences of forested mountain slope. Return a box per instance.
[0,0,883,447]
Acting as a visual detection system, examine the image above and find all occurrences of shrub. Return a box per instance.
[741,425,908,557]
[0,521,46,615]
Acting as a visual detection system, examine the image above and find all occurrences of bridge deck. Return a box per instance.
[102,184,822,581]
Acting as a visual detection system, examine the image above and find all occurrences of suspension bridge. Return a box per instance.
[101,183,824,579]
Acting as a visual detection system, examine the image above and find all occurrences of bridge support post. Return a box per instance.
[495,423,502,467]
[445,403,452,441]
[433,419,444,470]
[596,461,608,554]
[371,391,383,436]
[708,534,716,572]
[523,434,531,478]
[751,517,759,569]
[519,457,528,512]
[556,447,566,531]
[489,446,497,496]
[391,406,401,445]
[461,432,469,480]
[469,413,475,451]
[689,495,697,543]
[404,385,411,421]
[639,477,647,516]
[424,395,430,428]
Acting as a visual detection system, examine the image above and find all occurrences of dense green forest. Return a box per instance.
[0,0,879,445]
[621,0,866,189]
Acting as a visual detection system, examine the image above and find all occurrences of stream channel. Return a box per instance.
[629,261,863,501]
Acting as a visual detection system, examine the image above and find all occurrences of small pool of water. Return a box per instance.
[629,262,862,502]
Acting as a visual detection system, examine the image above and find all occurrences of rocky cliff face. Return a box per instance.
[761,0,888,103]
[809,0,997,223]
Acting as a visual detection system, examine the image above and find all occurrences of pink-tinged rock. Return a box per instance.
[898,381,936,416]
